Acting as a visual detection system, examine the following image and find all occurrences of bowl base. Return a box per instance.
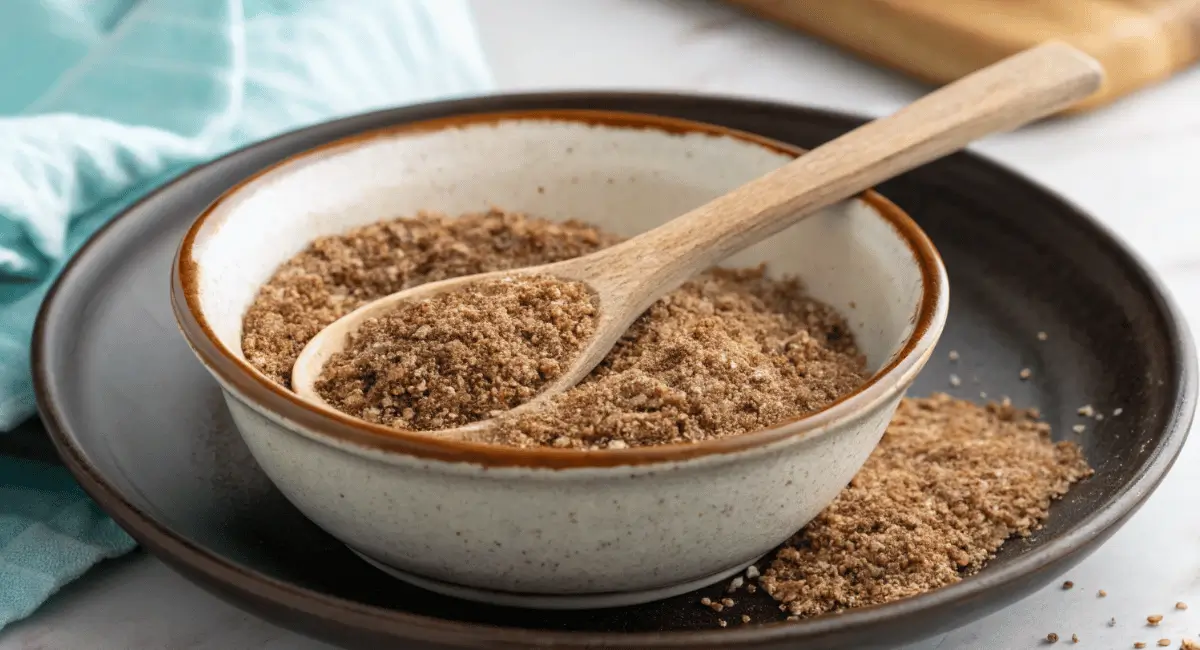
[348,547,758,610]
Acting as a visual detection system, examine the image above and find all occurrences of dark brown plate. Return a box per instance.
[32,93,1195,649]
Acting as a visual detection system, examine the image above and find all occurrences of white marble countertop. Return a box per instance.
[4,1,1199,648]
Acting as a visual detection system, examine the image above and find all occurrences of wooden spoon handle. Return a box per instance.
[592,41,1103,309]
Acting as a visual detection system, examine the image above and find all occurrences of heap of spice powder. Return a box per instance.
[243,210,867,445]
[314,275,597,430]
[758,393,1093,617]
[490,267,866,448]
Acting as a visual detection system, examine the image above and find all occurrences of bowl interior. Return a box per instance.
[188,114,929,388]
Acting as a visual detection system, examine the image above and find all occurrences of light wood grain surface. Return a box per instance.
[726,0,1200,112]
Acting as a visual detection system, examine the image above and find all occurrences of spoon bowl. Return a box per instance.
[291,262,627,440]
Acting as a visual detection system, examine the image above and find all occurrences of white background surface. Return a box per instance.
[4,1,1199,648]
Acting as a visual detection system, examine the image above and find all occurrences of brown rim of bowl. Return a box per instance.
[171,108,948,469]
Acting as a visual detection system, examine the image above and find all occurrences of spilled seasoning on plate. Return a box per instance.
[760,394,1092,618]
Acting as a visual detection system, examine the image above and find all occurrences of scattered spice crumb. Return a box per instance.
[1020,368,1033,380]
[1062,580,1074,590]
[1038,331,1048,341]
[1048,632,1060,643]
[1095,413,1105,421]
[741,614,751,624]
[759,395,1091,618]
[746,584,758,594]
[1078,404,1095,417]
[1072,633,1079,643]
[1113,407,1124,416]
[746,565,760,580]
[1072,424,1086,434]
[949,373,962,387]
[1098,589,1107,598]
[700,597,712,606]
[711,603,725,613]
[1108,617,1116,626]
[718,619,727,628]
[721,598,735,607]
[948,350,960,361]
[1176,602,1188,610]
[727,576,744,592]
[1148,614,1164,626]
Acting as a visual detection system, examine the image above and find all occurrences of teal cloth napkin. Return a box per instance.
[0,456,136,630]
[0,0,491,631]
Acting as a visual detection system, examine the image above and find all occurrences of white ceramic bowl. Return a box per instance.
[171,110,949,609]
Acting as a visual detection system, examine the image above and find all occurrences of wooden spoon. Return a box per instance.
[292,42,1103,440]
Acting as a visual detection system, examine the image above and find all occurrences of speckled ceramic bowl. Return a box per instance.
[170,110,948,609]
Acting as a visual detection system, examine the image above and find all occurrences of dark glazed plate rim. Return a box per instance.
[32,92,1197,648]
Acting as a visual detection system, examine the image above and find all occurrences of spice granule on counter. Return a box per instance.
[759,394,1091,618]
[314,275,597,430]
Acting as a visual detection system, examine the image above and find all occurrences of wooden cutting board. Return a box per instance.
[726,0,1200,112]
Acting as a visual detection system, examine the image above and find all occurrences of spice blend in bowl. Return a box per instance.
[242,210,619,388]
[245,211,868,447]
[175,111,948,606]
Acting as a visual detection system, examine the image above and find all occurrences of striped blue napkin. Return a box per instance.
[0,0,491,631]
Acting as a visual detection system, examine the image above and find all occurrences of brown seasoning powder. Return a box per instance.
[314,275,597,430]
[245,210,866,445]
[491,267,866,448]
[242,209,621,387]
